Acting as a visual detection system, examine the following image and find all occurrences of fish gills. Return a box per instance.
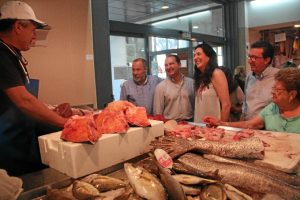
[177,153,300,200]
[124,163,166,200]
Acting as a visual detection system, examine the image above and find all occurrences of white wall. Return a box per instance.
[0,0,96,106]
[246,0,300,28]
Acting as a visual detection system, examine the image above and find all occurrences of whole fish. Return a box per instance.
[152,159,187,200]
[90,175,127,192]
[203,154,300,186]
[151,136,264,159]
[124,163,166,200]
[172,174,217,185]
[177,153,300,200]
[224,184,253,200]
[72,180,100,200]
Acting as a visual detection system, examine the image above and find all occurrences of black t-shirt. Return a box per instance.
[0,41,25,114]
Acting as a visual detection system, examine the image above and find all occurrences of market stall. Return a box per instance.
[16,119,300,200]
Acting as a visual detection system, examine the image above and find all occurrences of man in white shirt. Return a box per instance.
[153,54,194,121]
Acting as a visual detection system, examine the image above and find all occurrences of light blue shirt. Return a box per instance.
[242,66,279,120]
[120,75,161,114]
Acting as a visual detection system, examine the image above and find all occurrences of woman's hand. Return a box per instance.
[203,116,221,127]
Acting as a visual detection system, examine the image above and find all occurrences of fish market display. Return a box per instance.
[124,163,166,200]
[151,136,265,159]
[177,153,300,200]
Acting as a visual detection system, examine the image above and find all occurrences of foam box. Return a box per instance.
[38,120,163,178]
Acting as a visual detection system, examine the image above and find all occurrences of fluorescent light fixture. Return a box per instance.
[193,25,199,29]
[250,0,285,6]
[178,10,210,20]
[152,18,177,26]
[295,24,300,28]
[161,5,169,9]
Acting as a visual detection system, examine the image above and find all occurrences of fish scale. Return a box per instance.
[177,153,300,200]
[151,136,265,159]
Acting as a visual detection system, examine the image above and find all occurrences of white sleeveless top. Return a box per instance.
[194,83,221,123]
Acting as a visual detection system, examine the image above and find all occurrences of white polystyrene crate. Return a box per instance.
[38,120,163,178]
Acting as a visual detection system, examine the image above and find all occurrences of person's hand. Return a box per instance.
[202,116,221,127]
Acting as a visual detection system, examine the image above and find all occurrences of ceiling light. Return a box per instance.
[193,26,199,29]
[152,18,177,26]
[295,24,300,28]
[161,6,169,9]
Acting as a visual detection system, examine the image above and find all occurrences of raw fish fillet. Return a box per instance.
[125,106,150,127]
[61,115,101,143]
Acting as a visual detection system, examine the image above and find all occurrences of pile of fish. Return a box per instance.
[45,155,300,200]
[47,132,300,200]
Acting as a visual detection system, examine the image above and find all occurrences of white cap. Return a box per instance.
[0,1,49,29]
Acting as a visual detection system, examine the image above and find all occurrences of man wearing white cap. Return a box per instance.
[0,1,67,176]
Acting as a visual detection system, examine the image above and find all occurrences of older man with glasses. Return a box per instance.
[241,40,280,120]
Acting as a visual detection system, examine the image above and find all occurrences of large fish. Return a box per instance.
[152,159,187,200]
[151,136,264,159]
[124,163,166,200]
[177,153,300,200]
[203,154,300,186]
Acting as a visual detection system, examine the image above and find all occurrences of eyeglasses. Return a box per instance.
[271,87,287,93]
[247,55,264,62]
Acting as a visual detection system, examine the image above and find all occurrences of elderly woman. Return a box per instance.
[194,43,231,123]
[204,67,300,133]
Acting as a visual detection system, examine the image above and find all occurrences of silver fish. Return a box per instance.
[177,153,300,200]
[172,174,217,185]
[200,183,226,200]
[203,154,300,186]
[181,184,202,196]
[224,184,253,200]
[124,163,166,200]
[95,188,126,200]
[90,175,127,192]
[153,159,187,200]
[151,136,264,159]
[72,180,100,200]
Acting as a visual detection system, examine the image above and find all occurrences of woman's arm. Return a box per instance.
[212,69,231,122]
[203,115,265,130]
[220,115,265,129]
